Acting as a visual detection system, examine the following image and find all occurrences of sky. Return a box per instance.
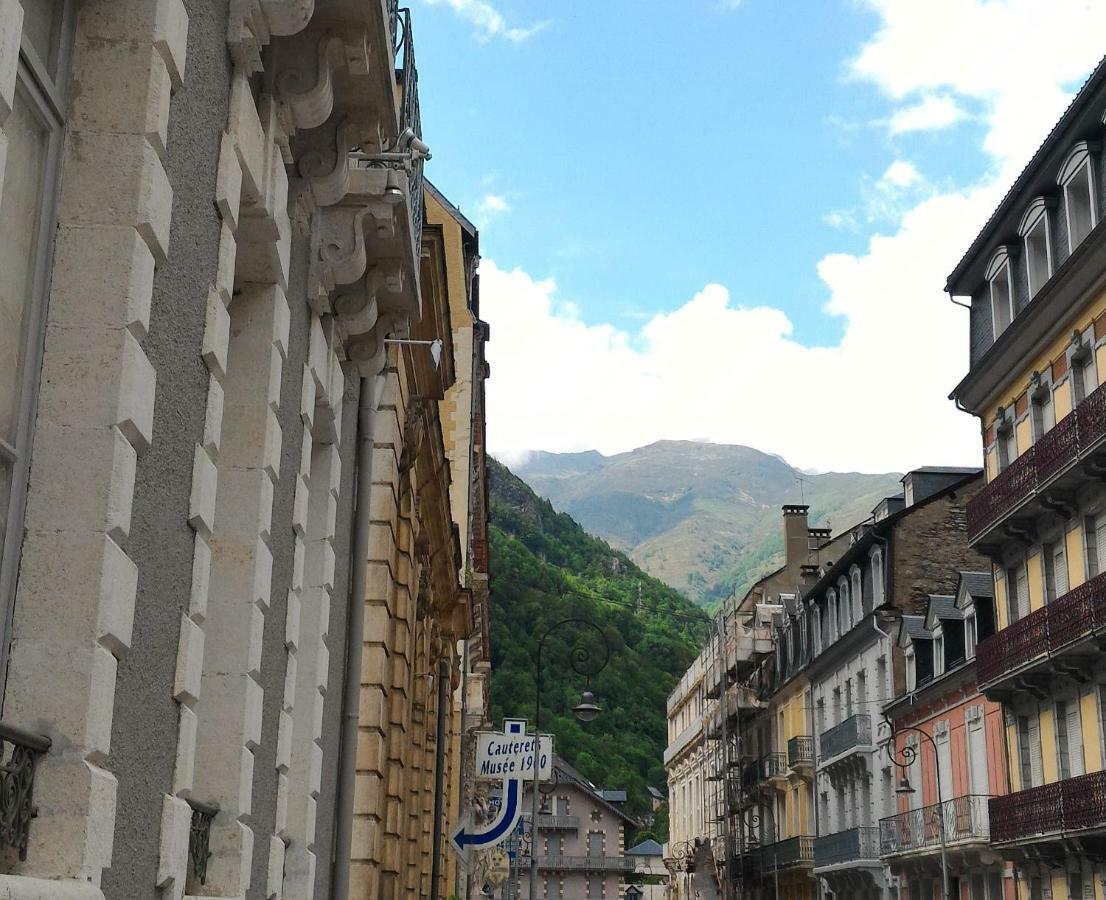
[412,0,1106,474]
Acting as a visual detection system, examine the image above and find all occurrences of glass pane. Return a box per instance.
[21,0,65,78]
[0,83,49,444]
[1067,164,1095,250]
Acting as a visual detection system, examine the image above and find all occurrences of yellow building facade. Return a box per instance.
[950,56,1106,900]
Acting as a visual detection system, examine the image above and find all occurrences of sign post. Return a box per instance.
[449,718,553,856]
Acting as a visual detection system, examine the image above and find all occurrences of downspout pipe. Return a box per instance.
[332,375,376,899]
[430,656,449,900]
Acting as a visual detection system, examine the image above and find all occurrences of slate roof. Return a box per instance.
[897,615,932,648]
[627,839,664,856]
[551,757,638,826]
[598,790,627,804]
[958,571,994,599]
[647,786,664,800]
[928,594,964,621]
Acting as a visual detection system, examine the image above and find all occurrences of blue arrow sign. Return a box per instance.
[450,718,534,855]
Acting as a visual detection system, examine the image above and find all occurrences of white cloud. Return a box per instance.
[420,0,547,43]
[887,94,966,135]
[474,193,512,227]
[483,1,1106,474]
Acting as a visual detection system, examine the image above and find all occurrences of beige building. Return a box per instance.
[0,2,488,899]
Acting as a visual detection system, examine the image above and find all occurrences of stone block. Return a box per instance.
[202,375,225,458]
[282,651,297,713]
[248,603,265,678]
[266,833,286,900]
[291,536,305,593]
[79,0,188,89]
[37,324,156,453]
[49,225,155,339]
[309,743,323,797]
[155,794,191,891]
[276,709,292,772]
[229,73,266,203]
[71,39,171,159]
[189,532,211,623]
[202,288,231,380]
[206,818,253,897]
[173,615,205,705]
[215,131,242,233]
[215,219,237,305]
[292,477,309,537]
[173,704,198,796]
[23,423,136,541]
[217,465,274,541]
[267,351,283,414]
[59,131,172,264]
[245,674,264,750]
[188,447,218,537]
[209,532,274,616]
[275,771,289,837]
[300,365,316,428]
[285,588,301,650]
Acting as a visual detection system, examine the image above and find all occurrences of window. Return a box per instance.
[0,0,72,691]
[933,628,945,676]
[812,607,821,655]
[988,250,1015,338]
[965,611,977,658]
[1072,346,1098,404]
[905,646,916,691]
[1085,514,1106,578]
[851,565,864,615]
[1020,199,1054,297]
[1006,562,1029,622]
[871,550,885,606]
[1043,540,1068,603]
[1017,714,1043,789]
[996,420,1017,472]
[1055,697,1085,779]
[1031,386,1055,441]
[827,590,838,639]
[1059,142,1098,252]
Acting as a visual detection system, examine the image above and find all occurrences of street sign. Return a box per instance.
[450,718,549,855]
[475,725,553,781]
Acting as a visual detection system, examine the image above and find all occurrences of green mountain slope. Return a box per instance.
[516,440,903,607]
[488,457,708,824]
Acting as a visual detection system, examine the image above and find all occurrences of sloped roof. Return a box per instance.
[924,595,964,631]
[552,757,639,826]
[897,615,932,649]
[628,839,664,856]
[647,786,665,800]
[959,571,994,599]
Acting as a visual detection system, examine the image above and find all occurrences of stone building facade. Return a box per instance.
[0,2,488,899]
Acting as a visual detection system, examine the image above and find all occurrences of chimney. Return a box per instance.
[783,505,810,568]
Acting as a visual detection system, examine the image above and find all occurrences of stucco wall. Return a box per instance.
[102,2,231,896]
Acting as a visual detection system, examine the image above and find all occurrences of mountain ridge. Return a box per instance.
[515,440,905,606]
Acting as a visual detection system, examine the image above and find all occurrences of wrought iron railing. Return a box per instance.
[534,855,636,872]
[758,835,814,869]
[760,752,786,780]
[524,812,580,831]
[975,570,1106,687]
[968,380,1106,541]
[385,0,399,45]
[814,826,880,867]
[990,770,1106,843]
[879,795,991,856]
[788,735,814,767]
[395,8,424,254]
[0,722,51,860]
[187,799,219,886]
[819,714,872,762]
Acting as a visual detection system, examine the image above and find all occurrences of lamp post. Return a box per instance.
[883,722,949,900]
[528,618,610,899]
[739,808,777,900]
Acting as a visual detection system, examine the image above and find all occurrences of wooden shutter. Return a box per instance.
[968,720,988,795]
[1017,717,1032,789]
[1096,519,1106,580]
[1068,698,1085,776]
[1055,542,1069,598]
[937,730,953,803]
[1028,715,1044,788]
[1085,516,1099,577]
[1017,566,1030,620]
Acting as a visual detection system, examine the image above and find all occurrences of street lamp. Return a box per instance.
[625,884,644,900]
[883,722,950,900]
[528,618,611,899]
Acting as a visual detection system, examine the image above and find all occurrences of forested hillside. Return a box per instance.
[487,458,708,824]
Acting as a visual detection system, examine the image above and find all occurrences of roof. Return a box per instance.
[647,786,665,799]
[958,571,994,600]
[424,179,478,238]
[552,757,639,826]
[946,55,1106,292]
[897,615,932,649]
[598,790,627,803]
[928,594,964,621]
[904,466,979,477]
[627,839,664,856]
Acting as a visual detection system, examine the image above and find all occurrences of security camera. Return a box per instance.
[395,127,432,160]
[409,135,431,160]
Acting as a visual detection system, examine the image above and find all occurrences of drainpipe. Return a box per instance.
[430,656,450,900]
[331,375,377,899]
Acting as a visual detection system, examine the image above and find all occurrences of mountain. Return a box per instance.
[487,457,708,827]
[515,441,903,607]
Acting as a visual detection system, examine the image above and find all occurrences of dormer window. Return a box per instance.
[1019,199,1053,297]
[933,626,945,677]
[1058,141,1099,252]
[987,248,1014,338]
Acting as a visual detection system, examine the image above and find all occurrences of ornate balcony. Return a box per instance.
[975,570,1106,696]
[524,812,580,831]
[879,795,991,857]
[814,826,880,868]
[788,735,814,771]
[394,8,425,252]
[819,714,873,765]
[989,771,1106,845]
[758,835,814,870]
[967,380,1106,547]
[535,855,636,872]
[0,722,51,861]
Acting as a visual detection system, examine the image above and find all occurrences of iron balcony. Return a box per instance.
[879,795,991,857]
[989,771,1106,846]
[966,379,1106,547]
[523,813,580,831]
[756,835,814,870]
[534,855,636,872]
[814,826,880,868]
[818,713,873,764]
[788,735,814,770]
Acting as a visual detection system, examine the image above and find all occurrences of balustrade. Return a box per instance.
[0,722,51,861]
[814,826,879,867]
[759,835,814,869]
[187,798,218,887]
[819,713,872,762]
[788,735,814,767]
[879,795,991,856]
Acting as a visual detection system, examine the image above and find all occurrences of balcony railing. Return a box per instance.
[976,570,1106,688]
[0,722,51,861]
[761,752,786,780]
[967,380,1106,542]
[394,7,425,252]
[989,771,1106,844]
[524,813,580,831]
[534,855,636,872]
[814,826,880,867]
[819,714,872,763]
[758,835,814,870]
[879,795,991,856]
[788,735,814,767]
[187,799,218,887]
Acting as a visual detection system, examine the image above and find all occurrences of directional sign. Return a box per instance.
[451,718,548,855]
[475,725,553,781]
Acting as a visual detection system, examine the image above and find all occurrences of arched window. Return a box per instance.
[827,589,838,639]
[986,246,1015,337]
[850,565,864,616]
[1058,141,1099,252]
[871,548,885,606]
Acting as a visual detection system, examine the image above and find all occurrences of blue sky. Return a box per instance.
[413,0,1106,473]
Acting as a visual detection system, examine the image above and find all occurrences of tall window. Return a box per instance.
[1059,142,1098,252]
[871,550,885,606]
[988,251,1015,338]
[0,0,72,692]
[1043,540,1068,603]
[1006,563,1029,623]
[996,421,1017,472]
[1055,697,1085,780]
[1085,514,1106,579]
[1020,200,1053,297]
[1031,386,1055,441]
[1072,348,1098,405]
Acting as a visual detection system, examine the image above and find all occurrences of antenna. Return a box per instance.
[795,473,807,504]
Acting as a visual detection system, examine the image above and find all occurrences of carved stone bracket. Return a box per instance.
[307,200,396,308]
[229,0,320,75]
[276,31,371,133]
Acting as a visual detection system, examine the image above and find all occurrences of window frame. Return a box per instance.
[986,248,1015,339]
[0,2,76,705]
[1018,198,1054,298]
[1058,141,1099,254]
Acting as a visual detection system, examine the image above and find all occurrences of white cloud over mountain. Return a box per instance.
[481,0,1106,473]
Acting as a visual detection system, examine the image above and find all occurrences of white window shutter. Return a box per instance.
[1055,543,1069,598]
[1085,517,1099,577]
[968,722,988,795]
[1097,519,1106,579]
[1017,566,1030,620]
[1028,716,1044,788]
[1068,699,1085,777]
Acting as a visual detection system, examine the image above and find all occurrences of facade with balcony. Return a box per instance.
[881,583,1009,900]
[949,53,1106,900]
